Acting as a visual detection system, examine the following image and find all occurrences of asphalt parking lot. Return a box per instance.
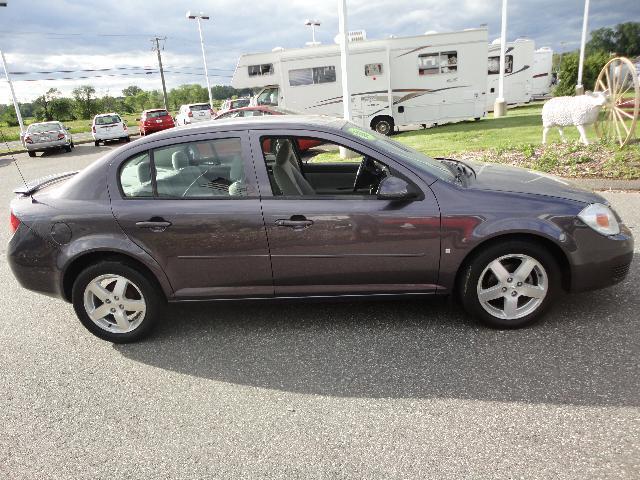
[0,144,638,479]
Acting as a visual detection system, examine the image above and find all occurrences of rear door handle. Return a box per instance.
[275,218,314,230]
[136,220,172,232]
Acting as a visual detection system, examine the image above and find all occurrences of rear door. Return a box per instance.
[109,131,273,299]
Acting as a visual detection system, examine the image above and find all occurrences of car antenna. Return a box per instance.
[0,127,30,195]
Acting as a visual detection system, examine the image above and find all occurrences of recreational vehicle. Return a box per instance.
[232,29,489,134]
[531,47,555,98]
[486,38,535,110]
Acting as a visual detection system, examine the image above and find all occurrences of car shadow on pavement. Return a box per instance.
[115,255,639,407]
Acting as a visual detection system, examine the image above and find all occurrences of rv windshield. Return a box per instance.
[341,123,455,182]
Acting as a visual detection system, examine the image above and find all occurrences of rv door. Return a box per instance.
[255,87,280,106]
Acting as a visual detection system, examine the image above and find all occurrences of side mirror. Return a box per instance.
[376,176,418,201]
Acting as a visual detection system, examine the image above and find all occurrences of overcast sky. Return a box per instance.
[1,0,638,102]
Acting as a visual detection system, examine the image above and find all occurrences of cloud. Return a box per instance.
[0,0,637,102]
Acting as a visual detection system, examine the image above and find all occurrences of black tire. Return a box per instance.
[94,140,100,147]
[458,240,561,329]
[70,141,75,149]
[72,261,163,343]
[372,117,394,136]
[28,151,36,157]
[125,136,131,142]
[64,144,72,152]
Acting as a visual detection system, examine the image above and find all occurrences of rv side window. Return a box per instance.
[365,63,383,76]
[248,63,274,77]
[418,51,458,75]
[289,66,336,86]
[488,55,513,75]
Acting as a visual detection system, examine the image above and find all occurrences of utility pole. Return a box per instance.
[494,0,508,117]
[0,50,25,135]
[337,0,351,122]
[576,0,590,95]
[152,37,169,110]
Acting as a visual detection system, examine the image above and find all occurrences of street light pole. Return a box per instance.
[576,0,590,95]
[0,50,25,135]
[494,0,508,117]
[337,0,351,122]
[305,19,321,47]
[187,11,214,109]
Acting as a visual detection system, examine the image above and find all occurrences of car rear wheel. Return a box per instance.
[64,144,72,152]
[28,151,36,157]
[72,261,162,343]
[459,240,560,328]
[372,117,394,136]
[94,140,100,147]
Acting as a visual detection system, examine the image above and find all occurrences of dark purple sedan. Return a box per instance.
[7,116,634,342]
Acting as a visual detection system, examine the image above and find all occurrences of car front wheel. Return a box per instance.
[459,240,560,328]
[72,261,162,343]
[28,151,36,157]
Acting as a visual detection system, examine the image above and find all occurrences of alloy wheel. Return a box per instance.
[83,274,147,334]
[476,254,548,320]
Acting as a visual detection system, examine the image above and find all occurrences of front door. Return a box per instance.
[109,132,273,299]
[251,130,441,296]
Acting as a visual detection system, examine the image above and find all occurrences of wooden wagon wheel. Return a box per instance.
[594,56,639,147]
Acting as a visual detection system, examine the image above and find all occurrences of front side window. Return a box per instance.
[256,87,279,106]
[488,55,513,74]
[289,66,336,86]
[120,152,153,198]
[119,138,249,198]
[260,135,392,197]
[248,63,274,77]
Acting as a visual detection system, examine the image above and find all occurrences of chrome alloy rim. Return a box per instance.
[476,254,548,320]
[376,122,390,135]
[83,274,146,334]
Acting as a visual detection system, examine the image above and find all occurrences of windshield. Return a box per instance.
[231,98,250,108]
[95,115,121,125]
[146,110,169,118]
[27,123,62,133]
[341,123,455,182]
[190,104,211,111]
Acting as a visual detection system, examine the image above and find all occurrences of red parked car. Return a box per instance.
[215,106,322,151]
[137,109,175,136]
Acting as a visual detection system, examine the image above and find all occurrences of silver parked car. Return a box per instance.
[23,121,74,157]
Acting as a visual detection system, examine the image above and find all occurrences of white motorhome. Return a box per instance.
[232,29,489,134]
[531,47,555,98]
[486,38,535,110]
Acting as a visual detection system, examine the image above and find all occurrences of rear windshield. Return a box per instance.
[190,104,211,111]
[146,110,169,118]
[95,115,121,125]
[27,123,62,133]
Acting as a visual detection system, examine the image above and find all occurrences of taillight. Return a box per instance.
[188,111,193,117]
[10,210,20,233]
[57,133,65,140]
[24,136,32,144]
[92,126,96,133]
[209,109,215,115]
[123,124,128,131]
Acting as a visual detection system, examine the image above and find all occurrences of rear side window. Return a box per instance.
[120,152,153,198]
[119,138,249,199]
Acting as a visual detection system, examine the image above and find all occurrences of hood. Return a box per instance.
[465,161,604,205]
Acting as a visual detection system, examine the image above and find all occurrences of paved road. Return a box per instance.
[1,146,639,479]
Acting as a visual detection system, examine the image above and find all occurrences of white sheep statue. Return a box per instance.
[541,91,608,145]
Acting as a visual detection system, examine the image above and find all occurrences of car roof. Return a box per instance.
[143,109,168,113]
[135,115,347,143]
[28,121,61,127]
[95,112,119,117]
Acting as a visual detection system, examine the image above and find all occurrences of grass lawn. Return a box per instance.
[313,102,640,179]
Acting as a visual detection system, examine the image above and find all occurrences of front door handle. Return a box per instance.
[136,219,172,232]
[275,217,314,230]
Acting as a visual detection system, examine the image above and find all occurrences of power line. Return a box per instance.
[9,66,156,75]
[5,71,158,82]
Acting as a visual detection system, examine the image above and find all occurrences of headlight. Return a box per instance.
[577,203,620,236]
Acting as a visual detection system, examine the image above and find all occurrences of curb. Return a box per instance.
[565,178,640,192]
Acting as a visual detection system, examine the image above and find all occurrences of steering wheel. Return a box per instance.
[353,157,384,193]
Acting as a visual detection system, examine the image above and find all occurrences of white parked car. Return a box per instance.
[92,113,130,146]
[219,97,251,112]
[175,103,215,126]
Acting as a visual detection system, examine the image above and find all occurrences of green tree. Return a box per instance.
[587,22,640,57]
[0,106,19,127]
[554,51,610,96]
[122,85,143,97]
[72,85,97,119]
[33,88,62,121]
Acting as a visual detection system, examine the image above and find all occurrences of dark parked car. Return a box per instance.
[8,116,634,342]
